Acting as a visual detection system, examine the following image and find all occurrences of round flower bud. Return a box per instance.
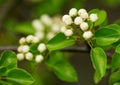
[41,14,52,26]
[60,26,67,33]
[32,19,44,31]
[35,32,44,40]
[78,9,87,15]
[26,35,34,43]
[38,43,46,53]
[64,29,73,36]
[17,46,23,52]
[35,55,44,63]
[83,31,93,40]
[17,53,24,61]
[62,15,73,25]
[51,23,60,32]
[80,12,88,19]
[32,36,39,43]
[74,17,83,25]
[80,22,89,31]
[25,52,33,61]
[19,37,26,45]
[69,8,77,17]
[22,45,30,53]
[90,13,98,22]
[47,32,55,40]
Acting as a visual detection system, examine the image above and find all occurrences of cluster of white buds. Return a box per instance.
[17,35,47,63]
[32,14,63,40]
[17,14,66,63]
[60,26,73,37]
[62,8,99,40]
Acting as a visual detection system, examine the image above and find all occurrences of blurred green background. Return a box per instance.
[0,0,120,85]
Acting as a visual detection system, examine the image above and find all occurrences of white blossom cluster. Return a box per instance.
[62,8,98,40]
[17,14,63,63]
[32,14,63,40]
[17,35,46,63]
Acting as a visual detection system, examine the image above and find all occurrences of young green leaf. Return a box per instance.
[115,44,120,54]
[95,37,119,46]
[47,33,75,51]
[90,47,107,83]
[95,28,120,46]
[7,68,34,85]
[0,66,7,76]
[0,51,17,70]
[0,81,12,85]
[110,70,120,85]
[46,52,78,82]
[111,53,120,72]
[113,82,120,85]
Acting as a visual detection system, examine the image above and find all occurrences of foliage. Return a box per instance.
[0,0,120,85]
[0,51,34,85]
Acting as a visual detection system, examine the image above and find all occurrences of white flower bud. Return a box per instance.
[64,29,73,36]
[35,55,44,63]
[19,37,26,45]
[80,12,89,19]
[32,19,44,31]
[62,15,73,25]
[22,45,30,53]
[41,14,52,26]
[69,8,77,17]
[90,13,98,22]
[17,53,24,61]
[83,31,93,40]
[47,32,55,40]
[51,23,60,32]
[74,17,83,25]
[78,9,87,15]
[32,36,39,43]
[17,46,23,52]
[26,35,34,43]
[60,26,67,33]
[80,22,89,31]
[38,43,46,53]
[25,52,33,61]
[35,32,44,40]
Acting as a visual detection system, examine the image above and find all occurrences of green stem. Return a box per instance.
[87,39,93,49]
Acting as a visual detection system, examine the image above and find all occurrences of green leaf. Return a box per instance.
[114,82,120,85]
[0,51,17,70]
[0,81,12,85]
[90,47,107,83]
[46,51,64,65]
[95,28,120,37]
[47,33,75,51]
[46,52,78,82]
[111,53,120,72]
[94,71,102,83]
[95,37,119,46]
[0,66,7,76]
[89,9,107,26]
[110,70,120,85]
[95,27,120,46]
[7,68,34,85]
[107,24,120,33]
[115,44,120,54]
